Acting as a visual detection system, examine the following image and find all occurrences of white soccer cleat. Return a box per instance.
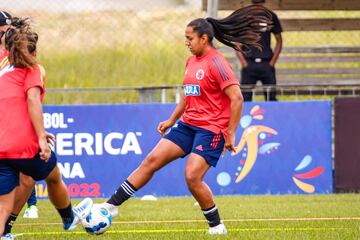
[64,197,93,231]
[208,222,227,235]
[23,205,39,219]
[0,234,14,240]
[99,202,118,217]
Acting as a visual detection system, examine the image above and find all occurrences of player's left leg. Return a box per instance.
[185,129,227,234]
[0,189,15,237]
[3,174,35,236]
[185,153,227,234]
[0,161,18,237]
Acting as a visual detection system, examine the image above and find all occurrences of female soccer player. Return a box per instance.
[1,14,42,237]
[0,18,92,239]
[100,5,271,235]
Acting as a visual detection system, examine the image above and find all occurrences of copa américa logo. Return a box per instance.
[184,84,200,96]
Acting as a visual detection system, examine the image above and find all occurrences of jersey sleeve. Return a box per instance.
[209,55,240,91]
[24,64,46,96]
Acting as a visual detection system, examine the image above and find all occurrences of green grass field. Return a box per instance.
[12,194,360,239]
[30,10,360,89]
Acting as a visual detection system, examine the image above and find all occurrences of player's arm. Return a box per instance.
[270,33,282,66]
[157,90,186,136]
[224,85,243,153]
[27,86,51,161]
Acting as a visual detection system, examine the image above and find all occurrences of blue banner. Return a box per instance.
[36,101,332,198]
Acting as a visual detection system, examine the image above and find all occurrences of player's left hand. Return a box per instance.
[223,132,236,154]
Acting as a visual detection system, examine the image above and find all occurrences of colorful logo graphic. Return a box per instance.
[232,105,279,183]
[292,155,324,193]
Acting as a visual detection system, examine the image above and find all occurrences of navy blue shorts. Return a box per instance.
[0,151,57,195]
[164,121,225,167]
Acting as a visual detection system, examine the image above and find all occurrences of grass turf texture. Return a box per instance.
[11,194,360,239]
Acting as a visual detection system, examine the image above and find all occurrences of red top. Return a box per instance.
[0,58,46,159]
[181,48,240,139]
[0,51,10,69]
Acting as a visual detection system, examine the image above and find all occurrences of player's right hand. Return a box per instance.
[157,120,173,136]
[46,131,56,148]
[39,137,51,162]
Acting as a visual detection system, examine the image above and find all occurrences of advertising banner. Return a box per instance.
[36,101,332,198]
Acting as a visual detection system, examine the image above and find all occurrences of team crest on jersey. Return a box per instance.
[184,84,200,96]
[195,69,204,80]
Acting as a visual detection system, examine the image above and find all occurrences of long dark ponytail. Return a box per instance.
[5,17,38,68]
[188,5,272,52]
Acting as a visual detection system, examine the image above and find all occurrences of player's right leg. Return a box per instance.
[42,154,92,231]
[103,121,193,216]
[10,152,92,231]
[103,138,186,216]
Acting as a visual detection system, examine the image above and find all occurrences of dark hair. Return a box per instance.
[0,11,12,26]
[187,5,272,52]
[5,17,38,68]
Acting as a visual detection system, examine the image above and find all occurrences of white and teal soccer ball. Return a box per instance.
[81,204,112,235]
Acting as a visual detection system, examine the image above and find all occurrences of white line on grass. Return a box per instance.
[19,227,348,236]
[15,216,360,226]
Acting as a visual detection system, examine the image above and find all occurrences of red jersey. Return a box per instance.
[181,48,240,139]
[0,50,9,70]
[0,63,46,159]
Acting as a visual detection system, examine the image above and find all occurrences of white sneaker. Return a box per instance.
[23,205,39,219]
[64,198,93,231]
[208,223,227,235]
[100,202,118,217]
[1,234,14,240]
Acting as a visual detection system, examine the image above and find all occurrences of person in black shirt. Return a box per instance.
[236,0,283,101]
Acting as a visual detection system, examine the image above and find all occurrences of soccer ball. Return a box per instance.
[81,204,113,235]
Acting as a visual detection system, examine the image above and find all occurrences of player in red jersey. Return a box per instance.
[98,5,271,235]
[0,12,44,237]
[0,18,93,239]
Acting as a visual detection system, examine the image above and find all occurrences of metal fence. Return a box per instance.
[43,85,360,104]
[2,0,360,103]
[3,1,359,51]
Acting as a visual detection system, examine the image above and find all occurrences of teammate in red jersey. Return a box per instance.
[0,12,44,237]
[0,18,93,239]
[99,5,271,235]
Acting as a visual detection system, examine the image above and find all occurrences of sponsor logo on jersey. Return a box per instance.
[183,84,200,96]
[195,69,204,80]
